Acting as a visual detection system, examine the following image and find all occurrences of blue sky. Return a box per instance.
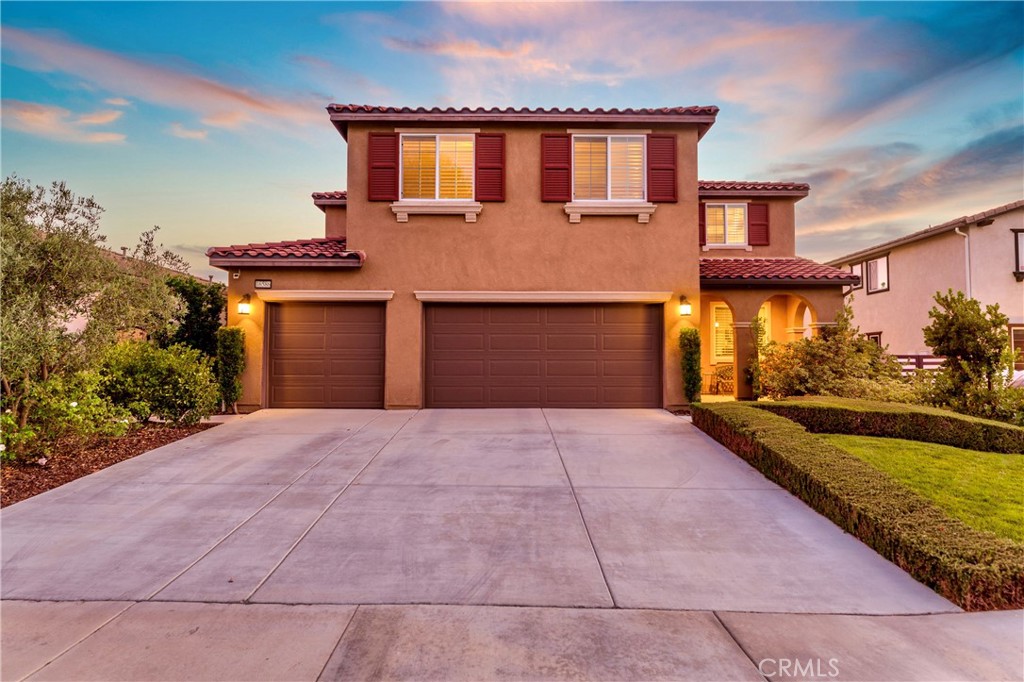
[2,1,1022,280]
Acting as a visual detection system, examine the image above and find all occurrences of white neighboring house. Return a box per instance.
[826,200,1024,374]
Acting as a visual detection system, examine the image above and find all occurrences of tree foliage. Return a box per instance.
[923,290,1022,424]
[157,276,226,356]
[0,176,184,430]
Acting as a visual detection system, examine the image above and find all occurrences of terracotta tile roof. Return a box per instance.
[206,238,364,269]
[826,198,1024,267]
[699,180,810,193]
[328,104,719,117]
[326,104,719,140]
[700,257,859,286]
[312,190,347,201]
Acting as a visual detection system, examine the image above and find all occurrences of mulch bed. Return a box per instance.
[1,424,217,508]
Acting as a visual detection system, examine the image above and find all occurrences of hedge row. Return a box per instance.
[755,397,1024,454]
[691,402,1024,610]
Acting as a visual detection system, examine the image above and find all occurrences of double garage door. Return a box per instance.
[268,302,661,409]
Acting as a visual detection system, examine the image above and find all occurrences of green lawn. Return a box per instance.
[823,435,1024,543]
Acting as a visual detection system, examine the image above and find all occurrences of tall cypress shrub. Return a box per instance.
[679,328,702,403]
[215,326,245,414]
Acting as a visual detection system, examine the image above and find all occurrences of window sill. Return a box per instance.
[702,244,753,252]
[391,201,483,223]
[563,202,657,224]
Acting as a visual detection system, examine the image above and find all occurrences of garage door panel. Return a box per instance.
[547,334,598,351]
[268,303,385,408]
[489,334,541,351]
[425,303,660,408]
[489,360,541,376]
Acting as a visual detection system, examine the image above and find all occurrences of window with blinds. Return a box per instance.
[705,204,747,245]
[573,135,645,200]
[401,134,474,200]
[712,304,734,364]
[866,255,889,293]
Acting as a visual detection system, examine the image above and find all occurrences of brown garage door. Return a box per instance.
[268,302,384,408]
[425,303,661,408]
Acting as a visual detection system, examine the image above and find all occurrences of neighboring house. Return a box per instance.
[207,105,856,410]
[826,200,1024,370]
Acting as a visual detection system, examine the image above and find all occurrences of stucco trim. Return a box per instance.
[563,202,657,224]
[256,290,395,302]
[391,201,483,223]
[414,291,674,303]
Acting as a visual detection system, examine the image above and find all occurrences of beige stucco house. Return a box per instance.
[827,200,1024,369]
[208,105,856,410]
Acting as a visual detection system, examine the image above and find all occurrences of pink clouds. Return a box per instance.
[2,26,321,132]
[169,123,208,140]
[2,99,125,143]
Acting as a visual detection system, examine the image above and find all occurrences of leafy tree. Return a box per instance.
[157,276,226,357]
[923,290,1021,422]
[0,176,182,430]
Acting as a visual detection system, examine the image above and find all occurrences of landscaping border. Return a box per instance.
[754,397,1024,454]
[691,401,1024,610]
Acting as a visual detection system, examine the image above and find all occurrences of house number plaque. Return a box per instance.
[254,279,272,289]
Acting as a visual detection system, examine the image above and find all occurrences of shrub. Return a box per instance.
[215,326,245,413]
[99,341,218,425]
[692,401,1024,610]
[678,328,701,403]
[156,276,226,357]
[755,397,1024,454]
[757,304,906,400]
[1,372,132,460]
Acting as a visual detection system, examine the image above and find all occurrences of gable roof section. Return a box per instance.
[700,257,859,287]
[206,238,364,269]
[327,104,719,140]
[312,190,347,212]
[698,180,809,199]
[825,199,1024,267]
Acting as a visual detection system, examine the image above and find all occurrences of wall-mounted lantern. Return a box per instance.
[678,295,692,317]
[237,294,252,315]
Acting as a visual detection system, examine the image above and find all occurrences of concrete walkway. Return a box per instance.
[2,409,1021,681]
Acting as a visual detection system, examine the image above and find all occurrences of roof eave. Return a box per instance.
[700,277,857,289]
[208,257,364,270]
[699,189,809,200]
[312,198,347,212]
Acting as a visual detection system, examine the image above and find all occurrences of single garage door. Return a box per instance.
[268,302,385,408]
[425,303,661,408]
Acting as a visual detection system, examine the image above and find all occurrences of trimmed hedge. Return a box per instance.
[755,397,1024,454]
[692,401,1024,610]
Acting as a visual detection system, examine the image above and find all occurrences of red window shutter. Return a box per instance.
[748,203,770,245]
[475,133,505,202]
[646,134,677,202]
[367,132,399,201]
[699,203,706,246]
[541,134,571,202]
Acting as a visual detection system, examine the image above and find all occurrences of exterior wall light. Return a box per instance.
[237,294,252,315]
[678,295,692,316]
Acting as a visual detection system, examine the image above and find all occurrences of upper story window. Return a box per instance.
[1014,230,1024,281]
[572,135,645,201]
[705,204,747,246]
[400,134,474,201]
[866,255,889,293]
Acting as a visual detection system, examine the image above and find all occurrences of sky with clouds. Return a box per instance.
[2,1,1021,280]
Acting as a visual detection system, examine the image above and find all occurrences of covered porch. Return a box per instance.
[697,258,860,400]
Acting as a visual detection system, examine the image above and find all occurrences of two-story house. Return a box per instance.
[207,105,857,410]
[827,200,1024,370]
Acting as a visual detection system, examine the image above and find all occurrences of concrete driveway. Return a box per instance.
[3,409,1021,681]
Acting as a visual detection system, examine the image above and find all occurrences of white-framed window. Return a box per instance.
[865,332,882,346]
[1014,230,1024,274]
[705,203,747,246]
[572,135,645,201]
[400,133,474,200]
[757,301,772,342]
[866,255,889,293]
[712,304,734,364]
[849,262,863,290]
